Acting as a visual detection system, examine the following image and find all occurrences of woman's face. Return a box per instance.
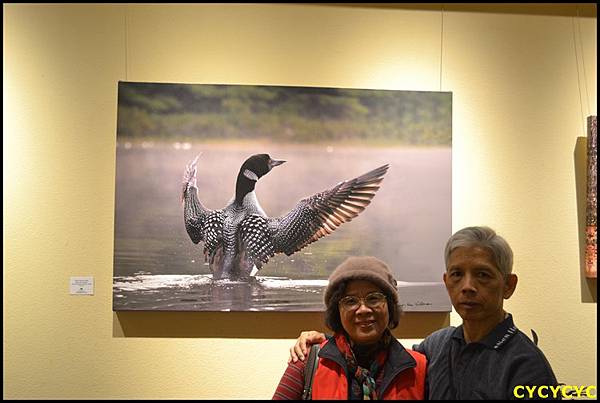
[339,280,389,345]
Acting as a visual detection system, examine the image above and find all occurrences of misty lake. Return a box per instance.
[112,141,452,312]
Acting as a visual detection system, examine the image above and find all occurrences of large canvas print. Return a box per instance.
[112,82,452,312]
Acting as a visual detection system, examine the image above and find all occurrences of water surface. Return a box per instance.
[113,142,452,311]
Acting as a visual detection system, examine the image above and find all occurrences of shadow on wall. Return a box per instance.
[113,311,449,339]
[574,137,597,303]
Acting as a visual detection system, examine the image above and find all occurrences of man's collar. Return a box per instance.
[452,313,518,349]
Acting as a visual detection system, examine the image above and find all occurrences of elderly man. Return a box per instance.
[288,226,560,399]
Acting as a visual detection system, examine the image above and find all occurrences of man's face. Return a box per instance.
[444,246,517,322]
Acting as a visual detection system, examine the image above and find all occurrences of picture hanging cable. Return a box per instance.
[124,7,129,81]
[572,11,585,136]
[576,6,590,117]
[439,5,444,92]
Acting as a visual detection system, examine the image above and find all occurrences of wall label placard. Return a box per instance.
[70,277,94,295]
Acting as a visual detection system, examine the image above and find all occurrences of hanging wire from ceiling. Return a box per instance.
[572,6,586,136]
[439,4,444,92]
[576,6,591,118]
[124,6,129,81]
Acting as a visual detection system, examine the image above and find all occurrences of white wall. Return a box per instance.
[4,4,596,398]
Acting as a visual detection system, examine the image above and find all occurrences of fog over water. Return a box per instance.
[113,142,451,311]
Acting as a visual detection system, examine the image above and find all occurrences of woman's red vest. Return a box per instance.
[311,341,426,400]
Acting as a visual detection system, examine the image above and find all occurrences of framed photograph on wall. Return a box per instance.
[586,115,597,278]
[112,82,453,312]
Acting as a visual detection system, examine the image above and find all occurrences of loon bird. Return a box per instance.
[182,153,389,280]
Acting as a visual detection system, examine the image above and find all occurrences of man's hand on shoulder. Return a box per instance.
[288,331,326,363]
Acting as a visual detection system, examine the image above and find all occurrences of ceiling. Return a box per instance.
[315,3,597,18]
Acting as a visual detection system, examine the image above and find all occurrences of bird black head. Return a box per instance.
[240,154,286,181]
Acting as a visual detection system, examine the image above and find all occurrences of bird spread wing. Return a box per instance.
[240,164,390,266]
[182,155,224,256]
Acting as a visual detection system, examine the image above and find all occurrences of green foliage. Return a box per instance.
[116,82,451,145]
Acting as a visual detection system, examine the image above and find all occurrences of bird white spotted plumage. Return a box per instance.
[182,153,389,280]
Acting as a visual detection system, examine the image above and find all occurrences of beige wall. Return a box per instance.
[4,3,596,399]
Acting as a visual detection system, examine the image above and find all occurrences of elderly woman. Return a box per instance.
[272,256,426,400]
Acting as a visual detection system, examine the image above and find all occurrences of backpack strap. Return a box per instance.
[531,329,539,345]
[301,344,321,400]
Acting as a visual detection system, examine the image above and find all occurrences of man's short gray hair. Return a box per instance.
[444,226,513,278]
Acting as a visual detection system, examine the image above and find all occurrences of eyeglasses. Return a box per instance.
[338,292,387,311]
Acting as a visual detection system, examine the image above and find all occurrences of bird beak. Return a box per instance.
[269,159,286,169]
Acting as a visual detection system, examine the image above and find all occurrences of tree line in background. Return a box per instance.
[117,82,451,146]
